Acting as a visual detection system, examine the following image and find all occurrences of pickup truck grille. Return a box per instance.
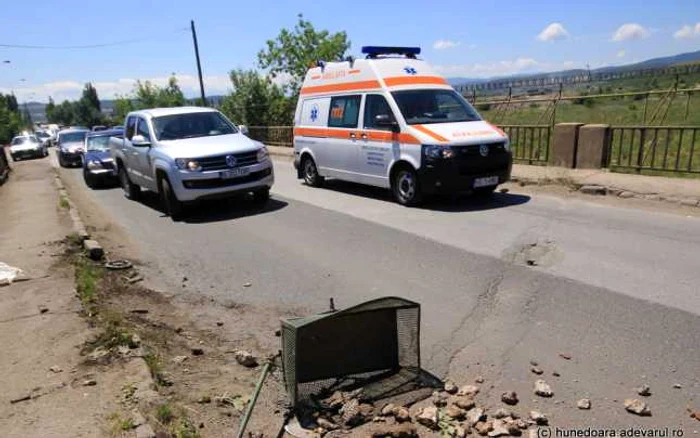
[198,150,259,171]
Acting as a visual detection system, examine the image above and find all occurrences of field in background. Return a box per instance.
[472,69,700,126]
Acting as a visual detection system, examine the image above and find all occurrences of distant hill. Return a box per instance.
[449,49,700,87]
[595,50,700,73]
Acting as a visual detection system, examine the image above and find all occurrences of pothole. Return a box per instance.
[502,240,563,268]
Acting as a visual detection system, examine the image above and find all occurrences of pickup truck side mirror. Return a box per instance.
[375,114,400,133]
[131,135,151,147]
[238,125,249,136]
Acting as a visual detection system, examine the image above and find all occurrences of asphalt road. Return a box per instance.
[51,154,700,427]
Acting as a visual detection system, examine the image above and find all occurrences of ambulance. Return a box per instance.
[294,46,513,206]
[293,46,512,206]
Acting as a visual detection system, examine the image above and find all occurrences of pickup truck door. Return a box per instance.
[132,117,157,191]
[122,116,144,185]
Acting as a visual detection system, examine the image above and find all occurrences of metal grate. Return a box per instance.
[281,297,422,408]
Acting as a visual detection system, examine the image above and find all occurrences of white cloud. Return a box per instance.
[673,23,700,39]
[433,39,461,50]
[537,23,569,42]
[434,57,541,77]
[562,61,576,68]
[617,49,626,58]
[1,74,232,103]
[611,23,650,42]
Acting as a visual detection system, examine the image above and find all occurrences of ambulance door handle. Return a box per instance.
[349,132,357,139]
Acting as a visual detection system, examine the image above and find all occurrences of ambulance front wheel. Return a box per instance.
[392,166,423,207]
[302,155,324,187]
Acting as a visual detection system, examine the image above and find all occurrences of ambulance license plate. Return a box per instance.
[473,176,498,188]
[220,168,250,179]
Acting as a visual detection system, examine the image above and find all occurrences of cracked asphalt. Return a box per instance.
[53,154,700,427]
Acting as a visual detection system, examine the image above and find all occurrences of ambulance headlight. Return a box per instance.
[423,145,454,160]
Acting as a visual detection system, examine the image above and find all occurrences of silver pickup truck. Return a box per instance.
[111,107,274,220]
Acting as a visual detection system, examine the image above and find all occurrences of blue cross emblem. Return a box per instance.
[310,105,319,122]
[404,67,417,75]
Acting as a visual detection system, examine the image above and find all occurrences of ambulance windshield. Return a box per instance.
[392,89,481,125]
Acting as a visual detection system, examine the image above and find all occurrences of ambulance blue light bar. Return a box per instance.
[361,46,421,58]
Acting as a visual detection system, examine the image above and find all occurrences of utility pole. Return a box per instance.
[190,20,206,106]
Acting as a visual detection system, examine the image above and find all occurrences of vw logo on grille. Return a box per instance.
[479,144,489,157]
[225,155,237,168]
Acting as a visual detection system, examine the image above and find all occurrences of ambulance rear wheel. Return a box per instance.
[392,166,423,207]
[302,156,324,187]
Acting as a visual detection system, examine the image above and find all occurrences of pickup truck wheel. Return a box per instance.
[83,169,96,189]
[160,177,184,220]
[252,187,270,204]
[119,166,141,200]
[392,167,423,207]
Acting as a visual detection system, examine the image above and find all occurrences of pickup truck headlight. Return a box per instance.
[423,144,454,160]
[256,147,269,163]
[86,160,103,170]
[175,158,202,172]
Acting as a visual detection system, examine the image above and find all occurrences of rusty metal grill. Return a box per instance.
[281,297,421,408]
[608,126,700,174]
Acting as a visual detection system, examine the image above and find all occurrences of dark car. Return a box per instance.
[57,129,89,167]
[82,129,120,188]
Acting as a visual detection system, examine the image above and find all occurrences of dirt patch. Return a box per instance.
[68,243,290,438]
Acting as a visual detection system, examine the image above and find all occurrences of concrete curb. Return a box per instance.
[512,175,700,208]
[50,155,161,435]
[50,158,103,258]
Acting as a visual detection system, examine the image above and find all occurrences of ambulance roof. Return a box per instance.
[300,54,452,97]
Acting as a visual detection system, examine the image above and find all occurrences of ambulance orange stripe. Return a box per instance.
[294,127,420,144]
[383,76,449,87]
[310,75,321,80]
[413,124,449,142]
[348,69,361,74]
[299,80,381,95]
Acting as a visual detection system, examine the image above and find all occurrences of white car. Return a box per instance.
[111,107,274,220]
[9,135,48,161]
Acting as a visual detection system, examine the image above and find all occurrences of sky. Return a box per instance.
[1,0,699,103]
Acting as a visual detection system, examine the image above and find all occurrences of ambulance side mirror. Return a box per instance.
[375,114,400,133]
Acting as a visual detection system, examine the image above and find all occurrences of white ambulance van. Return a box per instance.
[293,46,512,206]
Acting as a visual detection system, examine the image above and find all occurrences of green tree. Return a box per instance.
[134,75,185,109]
[257,14,350,93]
[45,97,56,123]
[0,94,22,144]
[220,69,292,126]
[158,76,186,107]
[75,83,103,127]
[112,95,135,124]
[6,94,18,112]
[52,100,76,125]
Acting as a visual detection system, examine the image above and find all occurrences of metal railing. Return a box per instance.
[608,126,700,174]
[248,126,293,147]
[247,124,552,164]
[500,125,550,164]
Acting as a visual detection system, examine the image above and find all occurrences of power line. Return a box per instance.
[0,28,189,50]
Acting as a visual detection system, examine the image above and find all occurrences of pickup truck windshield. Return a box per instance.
[59,132,87,143]
[87,136,111,151]
[391,89,481,125]
[152,112,238,141]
